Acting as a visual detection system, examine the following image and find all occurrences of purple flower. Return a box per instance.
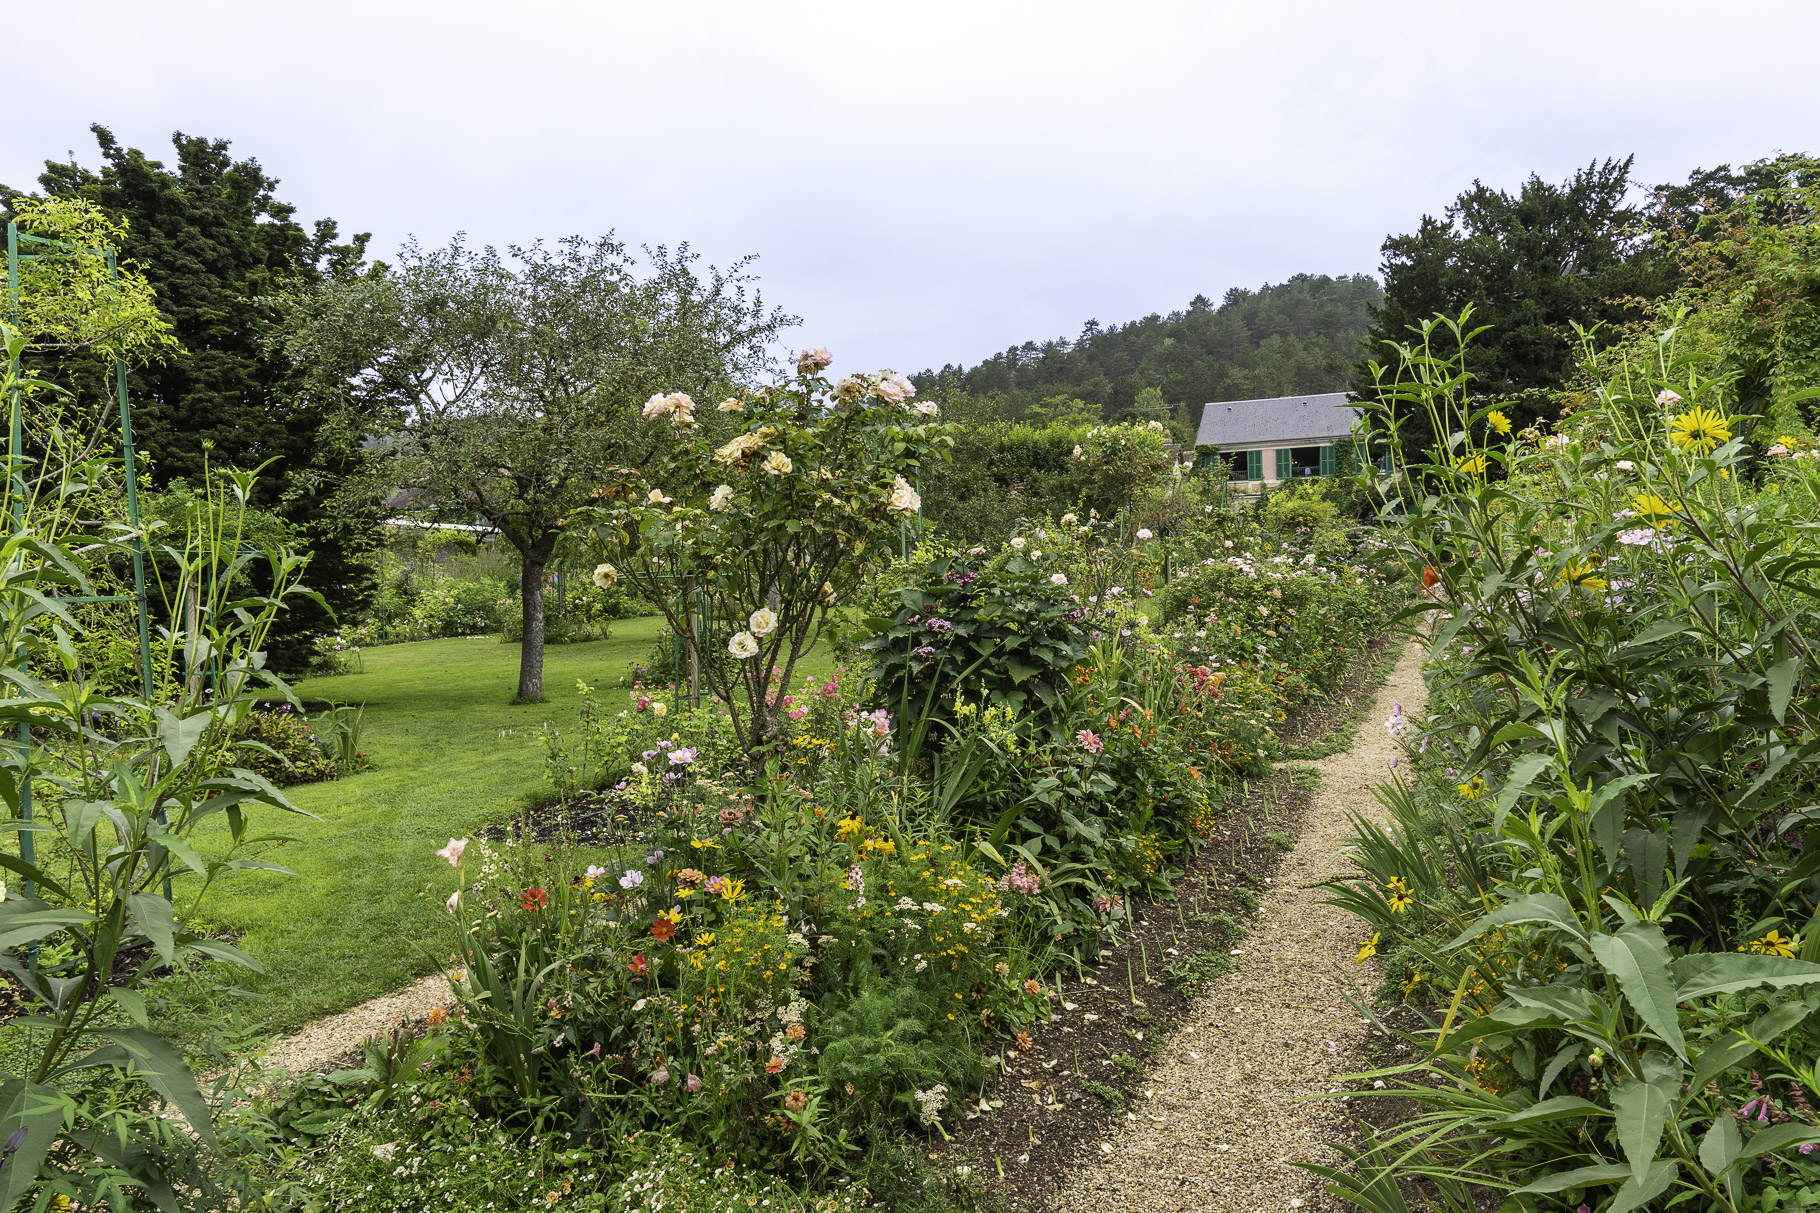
[642,749,660,761]
[912,645,938,660]
[645,850,664,865]
[925,617,954,634]
[668,747,697,765]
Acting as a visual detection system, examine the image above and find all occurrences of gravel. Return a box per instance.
[255,973,452,1077]
[1042,639,1428,1212]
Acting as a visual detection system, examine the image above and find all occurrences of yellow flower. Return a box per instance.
[1401,968,1424,995]
[1486,410,1512,436]
[720,878,747,904]
[696,931,715,947]
[1384,876,1414,914]
[1454,452,1488,477]
[1741,929,1799,959]
[1631,493,1678,525]
[1554,558,1608,593]
[1457,775,1487,801]
[1669,406,1730,454]
[690,838,721,850]
[1355,932,1381,963]
[835,816,866,841]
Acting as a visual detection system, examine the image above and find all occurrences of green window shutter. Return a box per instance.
[1320,444,1334,477]
[1275,448,1290,480]
[1247,449,1261,480]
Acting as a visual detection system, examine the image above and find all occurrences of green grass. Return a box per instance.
[180,619,843,1037]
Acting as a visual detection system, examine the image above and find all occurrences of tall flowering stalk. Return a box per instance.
[582,351,950,756]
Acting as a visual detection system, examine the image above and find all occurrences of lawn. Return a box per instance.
[180,618,839,1037]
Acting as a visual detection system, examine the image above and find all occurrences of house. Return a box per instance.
[1192,391,1368,483]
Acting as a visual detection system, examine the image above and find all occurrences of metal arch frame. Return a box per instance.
[6,221,158,900]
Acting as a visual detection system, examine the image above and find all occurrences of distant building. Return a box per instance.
[1192,391,1369,483]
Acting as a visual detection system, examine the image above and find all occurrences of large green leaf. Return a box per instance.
[1611,1072,1674,1182]
[0,1076,66,1209]
[1446,892,1588,950]
[1733,1121,1820,1167]
[1699,1115,1740,1177]
[1673,952,1820,1001]
[1589,923,1686,1059]
[0,899,95,951]
[126,892,177,966]
[155,706,212,769]
[1494,1095,1608,1127]
[1606,1159,1678,1213]
[64,1028,214,1148]
[1509,1162,1633,1193]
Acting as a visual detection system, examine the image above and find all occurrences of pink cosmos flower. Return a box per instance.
[1076,729,1103,754]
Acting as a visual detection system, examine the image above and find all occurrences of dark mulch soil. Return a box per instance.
[477,787,640,847]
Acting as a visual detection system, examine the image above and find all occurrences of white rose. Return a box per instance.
[1060,513,1077,526]
[762,450,793,477]
[887,475,921,515]
[667,392,696,425]
[1135,529,1153,541]
[592,563,617,589]
[717,397,743,412]
[641,393,672,419]
[647,488,672,505]
[1072,445,1083,459]
[708,484,735,512]
[877,373,914,404]
[1050,573,1068,586]
[820,581,838,605]
[913,401,939,417]
[728,630,760,659]
[1010,537,1026,550]
[748,607,778,636]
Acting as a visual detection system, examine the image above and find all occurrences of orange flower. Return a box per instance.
[1422,565,1441,590]
[765,1057,786,1075]
[650,917,677,943]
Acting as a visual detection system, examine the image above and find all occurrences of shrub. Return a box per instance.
[234,705,340,786]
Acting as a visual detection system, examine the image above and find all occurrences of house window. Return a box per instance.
[1227,450,1262,481]
[1286,446,1326,477]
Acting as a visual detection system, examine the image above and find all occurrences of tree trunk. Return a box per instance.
[517,544,552,701]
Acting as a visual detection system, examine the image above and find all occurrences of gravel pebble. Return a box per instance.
[1044,640,1427,1211]
[256,973,452,1077]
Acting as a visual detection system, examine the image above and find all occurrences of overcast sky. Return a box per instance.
[8,1,1818,378]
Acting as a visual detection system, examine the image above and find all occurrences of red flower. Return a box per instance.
[650,916,677,944]
[520,886,548,912]
[628,953,647,976]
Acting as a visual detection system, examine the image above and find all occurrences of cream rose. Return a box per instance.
[641,393,672,419]
[728,630,760,659]
[797,346,833,375]
[1050,573,1068,586]
[592,562,618,588]
[761,450,793,476]
[1135,528,1153,541]
[708,484,735,513]
[887,475,921,515]
[877,373,914,405]
[717,397,743,412]
[647,488,672,505]
[913,401,939,417]
[748,607,778,636]
[1009,537,1026,550]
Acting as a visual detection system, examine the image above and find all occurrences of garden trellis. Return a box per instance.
[5,220,158,899]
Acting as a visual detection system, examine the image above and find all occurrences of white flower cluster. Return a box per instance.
[641,392,697,427]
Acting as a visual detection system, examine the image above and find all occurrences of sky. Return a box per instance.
[7,0,1819,378]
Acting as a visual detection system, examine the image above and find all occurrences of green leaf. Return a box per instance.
[1611,1072,1674,1181]
[1495,1095,1608,1127]
[1538,1041,1583,1099]
[1589,923,1686,1059]
[1510,1162,1634,1193]
[1687,999,1811,1100]
[1447,893,1588,950]
[1673,952,1820,1001]
[1491,753,1554,832]
[107,985,151,1028]
[1606,1159,1677,1213]
[0,1076,65,1209]
[1731,1120,1820,1167]
[0,899,95,951]
[1699,1114,1740,1177]
[1769,655,1802,724]
[155,706,212,768]
[66,1028,215,1148]
[126,892,177,966]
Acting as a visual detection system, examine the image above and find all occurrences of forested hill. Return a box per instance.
[915,273,1381,427]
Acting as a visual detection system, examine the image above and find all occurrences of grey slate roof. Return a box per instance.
[1194,391,1360,448]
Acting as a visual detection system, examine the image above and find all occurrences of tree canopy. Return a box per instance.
[282,233,797,701]
[916,273,1380,431]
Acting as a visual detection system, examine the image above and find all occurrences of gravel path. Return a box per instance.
[254,973,451,1077]
[1048,639,1427,1212]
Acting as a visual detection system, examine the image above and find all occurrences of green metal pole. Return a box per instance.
[7,223,33,902]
